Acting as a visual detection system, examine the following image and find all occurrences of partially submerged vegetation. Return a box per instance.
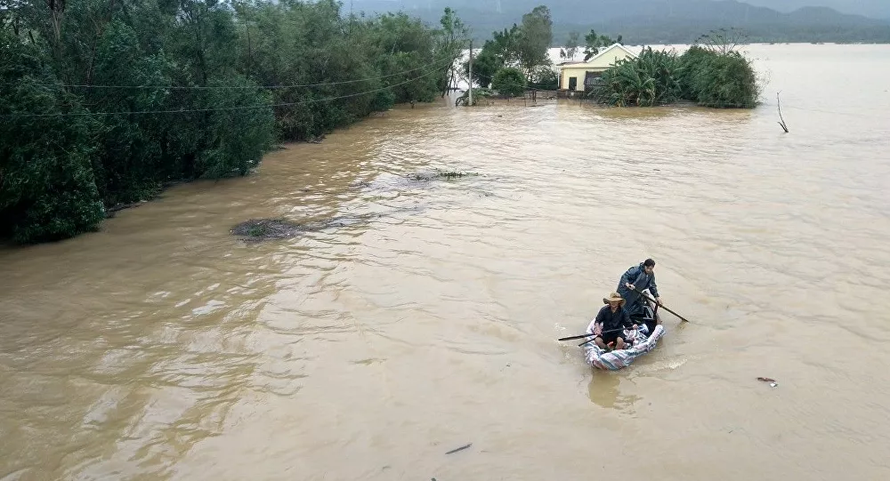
[407,170,480,182]
[235,170,480,241]
[0,1,468,244]
[231,214,380,242]
[455,88,493,106]
[231,219,304,241]
[589,30,761,109]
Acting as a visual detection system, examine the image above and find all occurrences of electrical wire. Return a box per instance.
[0,62,452,119]
[10,56,459,91]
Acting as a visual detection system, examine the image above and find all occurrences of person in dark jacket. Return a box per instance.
[616,258,662,319]
[593,292,637,350]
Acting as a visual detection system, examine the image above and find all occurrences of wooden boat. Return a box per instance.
[581,294,665,371]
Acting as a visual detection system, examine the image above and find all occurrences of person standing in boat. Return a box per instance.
[589,292,637,350]
[617,258,662,320]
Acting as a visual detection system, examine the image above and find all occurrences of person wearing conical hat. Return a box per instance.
[593,292,637,350]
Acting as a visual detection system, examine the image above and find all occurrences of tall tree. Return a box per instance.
[516,5,552,75]
[435,7,470,96]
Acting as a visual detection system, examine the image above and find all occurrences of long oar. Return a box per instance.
[558,333,597,342]
[631,286,690,323]
[558,327,628,342]
[577,327,646,346]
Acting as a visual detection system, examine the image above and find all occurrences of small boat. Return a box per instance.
[581,296,666,371]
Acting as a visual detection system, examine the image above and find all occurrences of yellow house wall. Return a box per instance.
[558,47,635,91]
[560,67,596,90]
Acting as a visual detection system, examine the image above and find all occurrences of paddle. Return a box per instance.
[577,327,647,347]
[558,333,597,342]
[630,286,690,323]
[558,327,629,342]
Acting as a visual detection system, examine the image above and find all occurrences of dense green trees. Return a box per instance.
[463,5,554,93]
[0,0,466,244]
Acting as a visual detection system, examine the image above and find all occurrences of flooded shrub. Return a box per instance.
[590,43,759,108]
[492,68,527,97]
[683,49,759,108]
[455,88,493,106]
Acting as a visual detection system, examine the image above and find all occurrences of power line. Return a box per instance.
[1,63,447,119]
[13,56,458,91]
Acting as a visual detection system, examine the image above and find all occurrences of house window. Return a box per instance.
[584,72,601,88]
[568,77,577,91]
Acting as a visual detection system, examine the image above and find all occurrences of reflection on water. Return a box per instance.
[2,44,890,481]
[588,371,642,411]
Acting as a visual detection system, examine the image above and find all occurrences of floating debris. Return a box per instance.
[349,180,372,188]
[445,443,472,455]
[757,377,778,388]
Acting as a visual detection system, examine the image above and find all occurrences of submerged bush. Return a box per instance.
[492,67,527,97]
[590,43,759,108]
[455,88,493,106]
[684,49,758,108]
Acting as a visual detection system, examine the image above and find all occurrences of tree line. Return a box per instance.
[0,0,468,244]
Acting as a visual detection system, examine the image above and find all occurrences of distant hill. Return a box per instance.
[741,0,890,20]
[349,0,890,44]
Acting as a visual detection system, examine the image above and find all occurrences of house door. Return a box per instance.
[568,77,577,91]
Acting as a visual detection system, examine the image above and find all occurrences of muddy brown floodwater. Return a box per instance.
[2,44,890,481]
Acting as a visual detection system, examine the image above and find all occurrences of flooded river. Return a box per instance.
[2,44,890,480]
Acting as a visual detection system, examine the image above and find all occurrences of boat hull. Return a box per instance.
[582,325,666,371]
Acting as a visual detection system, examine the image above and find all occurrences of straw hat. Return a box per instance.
[602,292,625,306]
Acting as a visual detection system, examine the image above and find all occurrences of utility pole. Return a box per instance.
[468,39,474,106]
